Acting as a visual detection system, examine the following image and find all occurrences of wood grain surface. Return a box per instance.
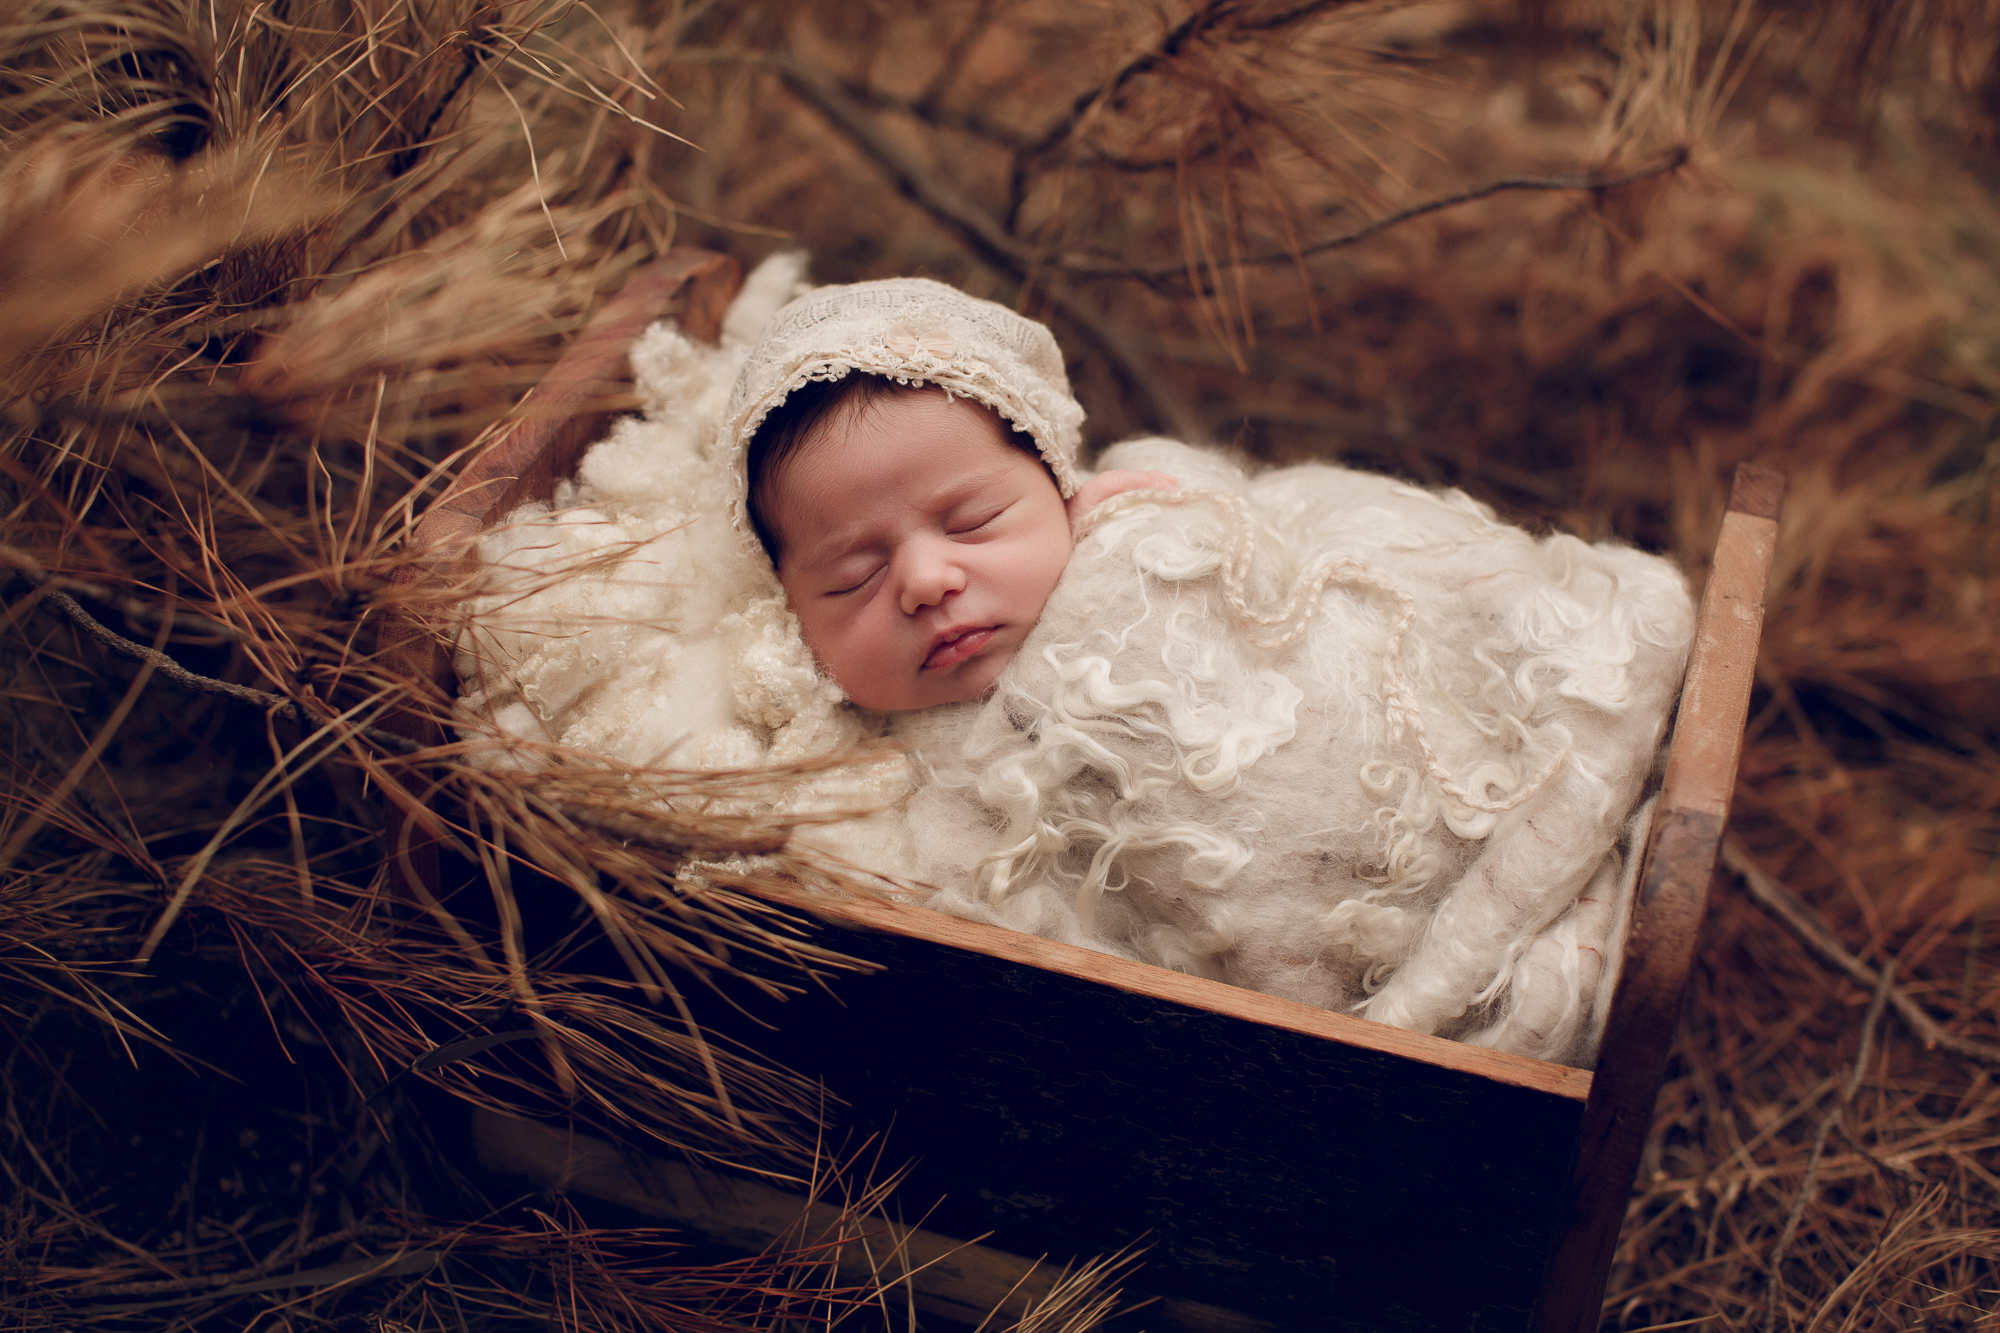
[686,909,1591,1333]
[798,886,1591,1102]
[412,248,739,553]
[375,248,739,888]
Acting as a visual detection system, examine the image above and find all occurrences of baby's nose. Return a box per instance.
[897,542,967,615]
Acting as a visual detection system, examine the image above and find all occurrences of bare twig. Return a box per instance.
[11,560,841,881]
[766,49,1688,437]
[913,0,1003,116]
[1050,149,1693,278]
[764,52,1205,440]
[1723,837,2000,1065]
[13,570,430,757]
[1015,0,1318,162]
[0,546,241,641]
[43,587,309,719]
[61,1224,410,1297]
[0,582,181,871]
[71,1249,443,1314]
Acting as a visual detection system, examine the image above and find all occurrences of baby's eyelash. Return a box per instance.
[827,567,881,596]
[951,504,1009,535]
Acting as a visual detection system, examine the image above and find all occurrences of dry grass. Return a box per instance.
[1,0,1997,1329]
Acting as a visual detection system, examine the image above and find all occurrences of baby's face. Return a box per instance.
[766,388,1072,711]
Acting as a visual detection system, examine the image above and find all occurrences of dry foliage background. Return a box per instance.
[1,0,1997,1329]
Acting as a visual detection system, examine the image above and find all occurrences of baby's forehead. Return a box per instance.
[788,388,1050,489]
[836,381,993,431]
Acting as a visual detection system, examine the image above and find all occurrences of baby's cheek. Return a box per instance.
[824,630,875,686]
[1032,536,1075,609]
[789,607,847,679]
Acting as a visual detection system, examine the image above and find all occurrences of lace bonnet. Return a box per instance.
[719,278,1086,531]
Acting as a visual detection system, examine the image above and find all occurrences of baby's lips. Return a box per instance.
[922,625,997,671]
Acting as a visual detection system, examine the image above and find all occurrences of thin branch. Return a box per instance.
[913,0,1003,117]
[1006,0,1365,210]
[1722,836,2000,1065]
[839,81,1033,153]
[1020,0,1243,160]
[1050,149,1693,278]
[46,586,305,716]
[0,545,241,641]
[768,49,1686,432]
[10,567,429,757]
[61,1224,409,1297]
[387,33,484,179]
[766,52,1204,440]
[1233,0,1370,36]
[19,569,839,863]
[70,1249,443,1314]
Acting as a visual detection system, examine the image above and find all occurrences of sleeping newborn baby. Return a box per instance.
[458,256,1696,1067]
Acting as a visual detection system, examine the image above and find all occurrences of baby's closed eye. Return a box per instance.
[948,503,1010,535]
[822,561,883,595]
[1066,469,1180,524]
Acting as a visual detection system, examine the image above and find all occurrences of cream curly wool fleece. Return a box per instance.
[455,255,1695,1067]
[905,441,1689,1064]
[453,254,920,873]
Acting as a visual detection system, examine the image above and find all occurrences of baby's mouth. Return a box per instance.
[923,625,997,671]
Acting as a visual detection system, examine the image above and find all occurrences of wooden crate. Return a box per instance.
[385,249,1783,1333]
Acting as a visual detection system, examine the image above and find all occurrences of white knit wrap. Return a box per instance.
[718,277,1086,534]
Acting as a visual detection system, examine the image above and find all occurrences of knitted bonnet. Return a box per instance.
[718,277,1086,536]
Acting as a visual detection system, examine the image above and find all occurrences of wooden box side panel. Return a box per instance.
[696,916,1590,1333]
[420,248,740,549]
[803,887,1590,1101]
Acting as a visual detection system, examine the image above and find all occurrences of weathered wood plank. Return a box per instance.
[381,247,742,737]
[416,248,740,549]
[376,249,740,895]
[691,913,1591,1332]
[796,888,1590,1101]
